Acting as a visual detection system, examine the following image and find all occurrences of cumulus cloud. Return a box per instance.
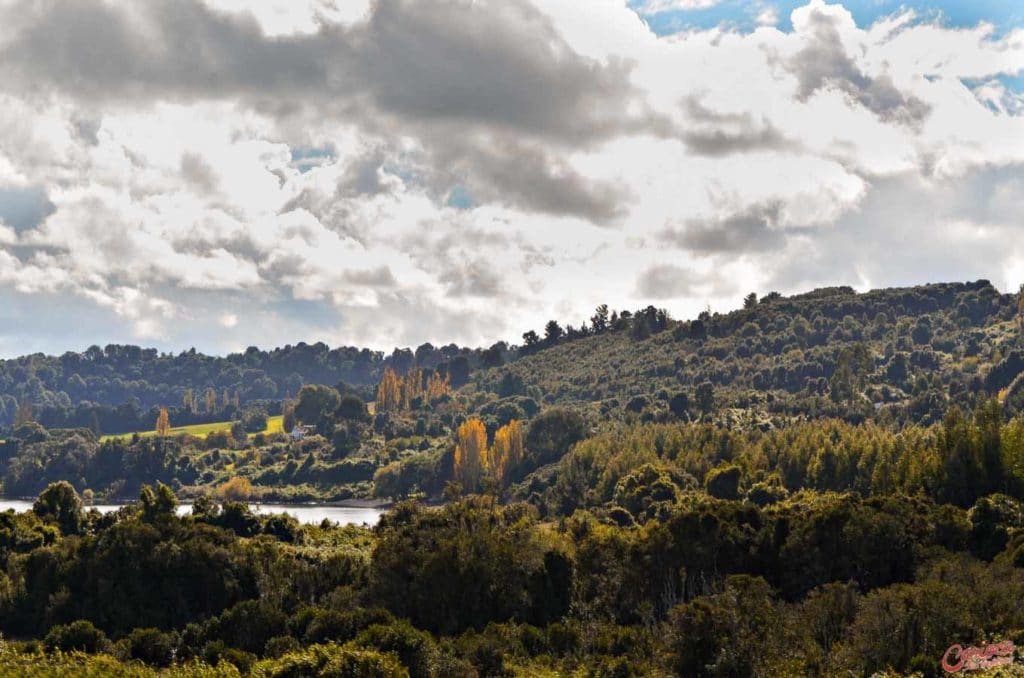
[766,167,1024,292]
[785,1,931,126]
[0,0,659,221]
[660,201,791,255]
[0,0,1022,355]
[680,96,794,155]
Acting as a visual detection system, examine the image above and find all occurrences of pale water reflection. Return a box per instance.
[0,499,384,526]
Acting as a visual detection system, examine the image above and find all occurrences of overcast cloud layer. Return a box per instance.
[0,0,1022,357]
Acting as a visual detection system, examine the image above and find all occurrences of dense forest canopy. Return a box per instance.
[0,341,484,432]
[0,280,1018,432]
[2,279,1024,675]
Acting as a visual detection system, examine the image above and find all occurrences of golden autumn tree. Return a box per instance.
[377,367,402,412]
[426,372,451,402]
[204,388,217,414]
[490,419,525,487]
[454,418,488,493]
[400,368,424,410]
[155,407,171,436]
[218,476,253,501]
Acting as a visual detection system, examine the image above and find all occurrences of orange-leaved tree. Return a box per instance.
[377,367,402,412]
[400,368,424,410]
[454,418,488,493]
[218,476,253,501]
[155,407,171,436]
[426,372,451,402]
[490,420,525,487]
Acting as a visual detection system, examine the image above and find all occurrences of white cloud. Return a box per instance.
[755,5,778,27]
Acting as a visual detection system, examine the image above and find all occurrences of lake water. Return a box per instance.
[0,499,384,526]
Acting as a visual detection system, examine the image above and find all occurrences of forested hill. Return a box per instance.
[0,341,485,430]
[1,279,1022,431]
[466,280,1024,427]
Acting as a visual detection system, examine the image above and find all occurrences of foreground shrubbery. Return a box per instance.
[2,467,1024,676]
[0,642,410,677]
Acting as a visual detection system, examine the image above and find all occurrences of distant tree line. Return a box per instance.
[0,342,483,428]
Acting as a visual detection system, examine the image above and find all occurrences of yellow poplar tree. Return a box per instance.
[400,368,424,410]
[454,418,488,493]
[490,420,525,487]
[204,388,217,414]
[155,407,171,436]
[426,372,451,402]
[377,367,402,412]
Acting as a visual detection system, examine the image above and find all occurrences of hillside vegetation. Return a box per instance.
[3,280,1024,675]
[466,280,1020,427]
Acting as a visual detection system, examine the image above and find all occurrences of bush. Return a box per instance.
[668,392,690,419]
[746,479,788,506]
[209,600,289,655]
[202,640,256,673]
[127,628,176,667]
[33,481,83,535]
[336,395,368,422]
[44,620,109,654]
[241,408,269,433]
[704,464,742,501]
[264,636,301,659]
[526,408,587,468]
[218,476,253,502]
[354,620,437,678]
[253,642,407,678]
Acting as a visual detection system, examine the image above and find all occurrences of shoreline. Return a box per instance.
[0,496,393,510]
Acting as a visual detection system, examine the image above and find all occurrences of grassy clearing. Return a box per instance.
[100,414,284,442]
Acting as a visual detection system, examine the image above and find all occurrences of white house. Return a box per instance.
[290,425,314,441]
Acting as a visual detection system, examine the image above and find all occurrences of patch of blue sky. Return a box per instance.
[0,185,55,232]
[962,72,1024,91]
[289,145,336,173]
[445,184,476,210]
[380,161,424,188]
[995,72,1024,92]
[630,0,1024,38]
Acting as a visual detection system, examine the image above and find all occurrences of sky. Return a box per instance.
[0,0,1022,358]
